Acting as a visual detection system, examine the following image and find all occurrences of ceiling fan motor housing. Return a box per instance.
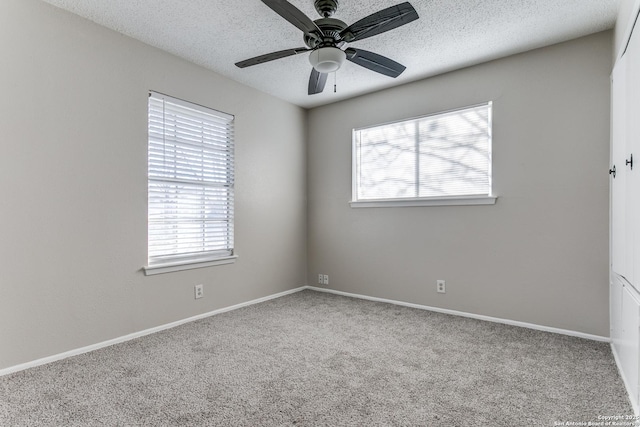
[303,17,348,48]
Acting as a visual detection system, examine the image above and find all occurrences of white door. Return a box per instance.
[611,55,629,281]
[626,21,640,286]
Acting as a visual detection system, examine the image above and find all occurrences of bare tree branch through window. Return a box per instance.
[354,103,492,200]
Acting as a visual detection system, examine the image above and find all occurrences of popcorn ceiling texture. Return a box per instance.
[0,291,632,426]
[40,0,619,108]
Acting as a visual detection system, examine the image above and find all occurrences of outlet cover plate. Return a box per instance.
[195,284,204,299]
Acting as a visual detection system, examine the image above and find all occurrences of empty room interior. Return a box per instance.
[2,0,640,425]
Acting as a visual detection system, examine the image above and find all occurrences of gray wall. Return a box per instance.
[0,0,307,370]
[307,32,613,337]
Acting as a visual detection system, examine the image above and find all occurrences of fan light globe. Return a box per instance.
[309,47,346,73]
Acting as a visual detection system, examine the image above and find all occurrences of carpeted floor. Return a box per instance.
[0,290,633,426]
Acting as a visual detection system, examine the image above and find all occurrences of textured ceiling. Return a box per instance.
[40,0,620,109]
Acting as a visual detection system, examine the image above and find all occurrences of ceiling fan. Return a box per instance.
[235,0,419,95]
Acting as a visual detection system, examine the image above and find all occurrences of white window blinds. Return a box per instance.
[353,103,492,201]
[148,92,234,267]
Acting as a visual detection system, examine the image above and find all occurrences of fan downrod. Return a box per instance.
[314,0,339,17]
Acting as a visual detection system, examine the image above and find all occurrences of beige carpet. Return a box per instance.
[0,290,633,426]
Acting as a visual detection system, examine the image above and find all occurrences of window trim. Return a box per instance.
[349,195,496,208]
[351,102,496,207]
[144,91,235,275]
[143,255,237,276]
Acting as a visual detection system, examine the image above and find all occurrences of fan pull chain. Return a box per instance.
[334,72,337,93]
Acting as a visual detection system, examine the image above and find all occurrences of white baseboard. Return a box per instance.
[0,286,307,377]
[305,286,610,343]
[1,284,611,377]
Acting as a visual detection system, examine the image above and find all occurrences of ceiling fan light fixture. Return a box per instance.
[309,47,346,73]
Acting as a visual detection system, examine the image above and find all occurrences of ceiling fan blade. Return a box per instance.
[340,2,418,43]
[345,48,406,78]
[235,47,309,68]
[308,68,328,95]
[262,0,322,38]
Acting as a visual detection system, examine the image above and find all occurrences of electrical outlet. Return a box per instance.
[194,284,204,299]
[318,274,324,285]
[323,275,329,285]
[437,280,446,294]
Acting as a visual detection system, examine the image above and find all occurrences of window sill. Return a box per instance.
[349,195,497,208]
[143,255,238,276]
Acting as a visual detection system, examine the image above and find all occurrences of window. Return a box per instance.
[145,92,235,275]
[351,103,495,207]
